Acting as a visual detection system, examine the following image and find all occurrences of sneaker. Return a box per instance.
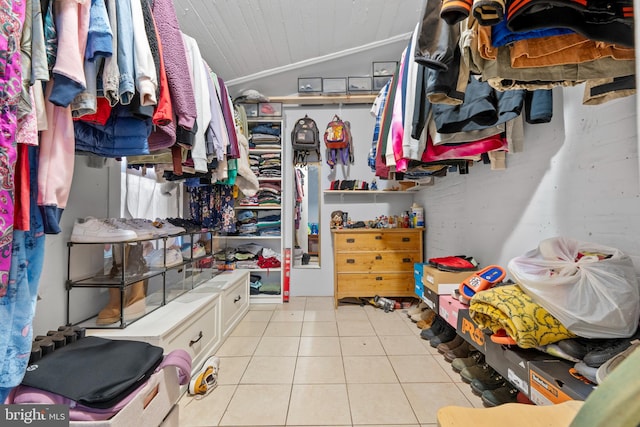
[192,242,207,259]
[153,218,187,236]
[111,219,155,240]
[595,340,640,384]
[145,248,184,268]
[573,361,598,384]
[481,383,519,407]
[406,301,427,317]
[71,217,137,243]
[451,351,484,373]
[128,218,169,238]
[557,337,621,361]
[411,308,436,324]
[583,338,634,368]
[188,356,220,397]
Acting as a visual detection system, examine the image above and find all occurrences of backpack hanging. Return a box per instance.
[324,114,354,169]
[291,115,320,165]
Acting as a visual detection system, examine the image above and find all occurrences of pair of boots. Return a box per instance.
[109,243,149,279]
[97,280,147,325]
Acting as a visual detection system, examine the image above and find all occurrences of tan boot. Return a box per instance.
[96,288,125,325]
[123,280,147,319]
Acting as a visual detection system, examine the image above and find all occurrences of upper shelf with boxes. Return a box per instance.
[66,217,219,329]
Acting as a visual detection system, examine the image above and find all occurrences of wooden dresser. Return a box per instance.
[332,228,423,307]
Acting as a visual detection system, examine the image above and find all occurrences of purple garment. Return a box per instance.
[151,0,196,130]
[0,0,26,297]
[217,78,240,159]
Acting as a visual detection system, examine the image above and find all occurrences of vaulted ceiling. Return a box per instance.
[172,0,424,98]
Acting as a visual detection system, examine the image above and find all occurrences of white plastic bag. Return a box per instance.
[508,237,640,338]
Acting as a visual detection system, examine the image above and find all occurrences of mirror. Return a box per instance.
[293,163,321,267]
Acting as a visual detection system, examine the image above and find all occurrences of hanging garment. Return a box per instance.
[0,146,45,401]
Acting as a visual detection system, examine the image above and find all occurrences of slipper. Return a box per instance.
[428,255,479,272]
[490,329,517,345]
[459,265,506,303]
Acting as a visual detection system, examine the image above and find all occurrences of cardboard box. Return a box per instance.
[438,295,467,329]
[421,265,474,296]
[529,360,596,405]
[456,309,490,353]
[485,344,554,396]
[422,285,438,310]
[71,367,181,427]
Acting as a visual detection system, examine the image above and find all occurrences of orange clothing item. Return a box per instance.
[510,33,635,68]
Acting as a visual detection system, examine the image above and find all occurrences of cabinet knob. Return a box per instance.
[375,236,382,240]
[234,295,242,303]
[403,258,411,263]
[346,238,355,243]
[375,277,383,281]
[346,259,355,264]
[402,237,410,242]
[375,255,382,260]
[189,331,203,347]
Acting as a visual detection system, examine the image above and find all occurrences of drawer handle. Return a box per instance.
[402,237,410,242]
[376,277,383,281]
[346,238,355,243]
[375,236,382,240]
[403,258,411,263]
[346,259,355,264]
[375,255,382,260]
[234,295,242,303]
[189,331,203,347]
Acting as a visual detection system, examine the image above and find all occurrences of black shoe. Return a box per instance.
[444,341,473,363]
[420,316,446,340]
[470,371,506,395]
[557,337,618,360]
[583,339,633,368]
[481,383,519,407]
[430,326,458,348]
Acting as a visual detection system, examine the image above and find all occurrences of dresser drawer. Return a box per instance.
[334,231,421,251]
[336,272,414,296]
[336,251,421,273]
[221,275,249,337]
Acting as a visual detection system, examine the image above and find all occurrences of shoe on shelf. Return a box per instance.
[406,301,427,317]
[71,217,138,243]
[470,371,506,395]
[595,340,640,384]
[437,334,465,354]
[127,218,170,238]
[411,308,436,324]
[480,383,519,407]
[189,356,220,397]
[557,337,623,361]
[111,218,155,240]
[583,338,634,368]
[460,363,496,384]
[573,361,598,384]
[444,341,473,363]
[430,326,458,348]
[145,248,184,268]
[420,316,447,340]
[451,351,484,373]
[153,218,187,235]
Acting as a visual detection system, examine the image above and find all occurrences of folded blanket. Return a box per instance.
[469,284,575,348]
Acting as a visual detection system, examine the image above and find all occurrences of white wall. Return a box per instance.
[414,86,640,277]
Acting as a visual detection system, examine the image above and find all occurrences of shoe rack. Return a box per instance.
[66,231,218,329]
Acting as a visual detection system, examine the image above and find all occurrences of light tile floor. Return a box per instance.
[179,297,483,426]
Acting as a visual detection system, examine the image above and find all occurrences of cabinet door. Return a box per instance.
[335,273,415,298]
